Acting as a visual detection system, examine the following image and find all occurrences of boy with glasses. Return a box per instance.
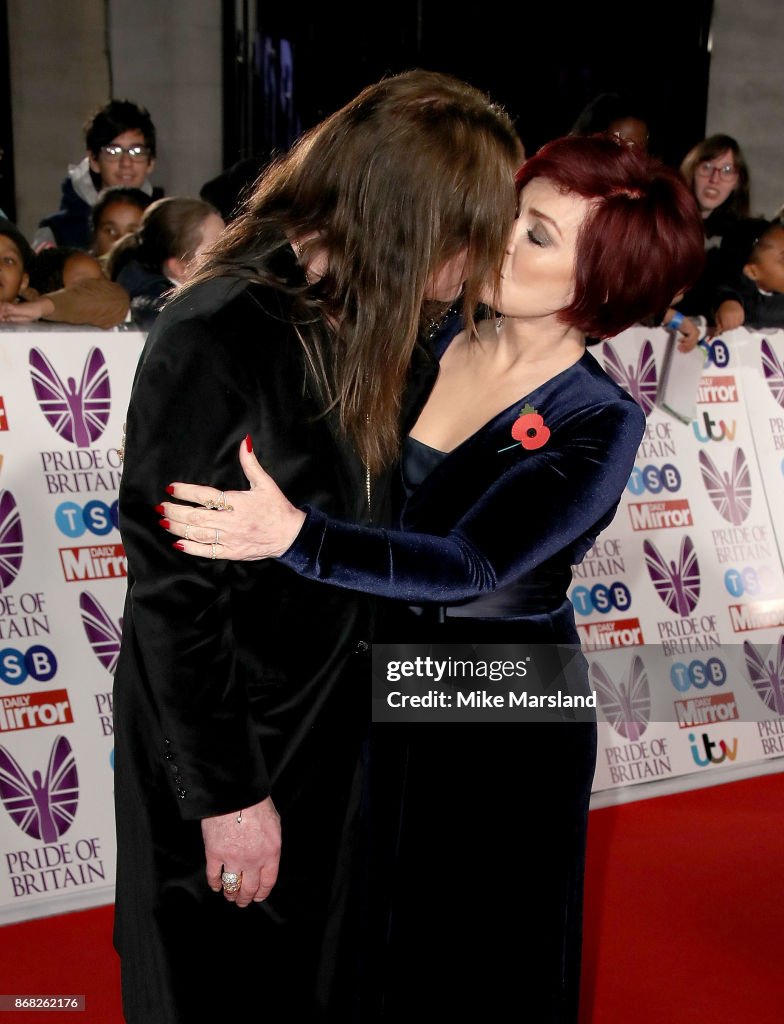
[33,99,163,251]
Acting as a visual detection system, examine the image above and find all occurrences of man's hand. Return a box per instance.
[202,796,281,907]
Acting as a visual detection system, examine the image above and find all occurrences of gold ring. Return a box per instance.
[204,493,235,512]
[211,543,217,560]
[221,870,242,893]
[215,528,220,544]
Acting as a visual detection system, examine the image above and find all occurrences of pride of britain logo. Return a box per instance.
[0,734,78,841]
[698,448,751,524]
[0,491,23,592]
[29,347,111,447]
[79,592,123,675]
[590,655,651,740]
[743,637,784,715]
[761,340,784,408]
[602,339,657,416]
[643,536,701,615]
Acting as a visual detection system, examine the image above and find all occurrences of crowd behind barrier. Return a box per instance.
[0,321,783,924]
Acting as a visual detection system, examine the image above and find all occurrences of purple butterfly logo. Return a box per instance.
[0,489,24,592]
[79,592,123,674]
[698,448,752,525]
[29,347,111,447]
[590,655,651,740]
[743,637,784,715]
[602,339,657,416]
[0,735,78,841]
[643,535,701,615]
[761,340,784,409]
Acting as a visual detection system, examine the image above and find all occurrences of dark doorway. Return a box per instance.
[222,0,714,173]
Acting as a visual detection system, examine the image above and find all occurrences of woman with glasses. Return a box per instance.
[662,133,753,337]
[33,99,163,251]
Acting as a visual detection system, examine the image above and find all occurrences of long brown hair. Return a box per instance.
[186,69,522,475]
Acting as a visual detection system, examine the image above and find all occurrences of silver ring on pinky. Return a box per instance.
[215,528,220,544]
[211,543,217,560]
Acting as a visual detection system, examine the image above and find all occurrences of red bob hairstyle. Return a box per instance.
[516,135,706,339]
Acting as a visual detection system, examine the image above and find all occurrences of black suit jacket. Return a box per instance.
[111,263,440,1022]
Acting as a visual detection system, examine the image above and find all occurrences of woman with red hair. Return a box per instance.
[161,135,705,1021]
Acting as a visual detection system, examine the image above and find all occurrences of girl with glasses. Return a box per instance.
[661,134,754,337]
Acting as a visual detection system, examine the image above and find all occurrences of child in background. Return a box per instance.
[0,218,33,303]
[91,186,153,258]
[712,219,784,333]
[105,196,224,328]
[33,98,161,251]
[31,246,106,291]
[0,222,130,328]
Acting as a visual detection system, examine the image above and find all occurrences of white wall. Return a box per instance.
[7,0,222,241]
[7,0,110,239]
[706,0,784,218]
[107,0,223,203]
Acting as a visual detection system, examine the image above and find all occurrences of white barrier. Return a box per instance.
[0,325,145,924]
[0,323,782,922]
[584,325,784,805]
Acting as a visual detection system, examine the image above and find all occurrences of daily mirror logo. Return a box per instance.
[29,347,111,448]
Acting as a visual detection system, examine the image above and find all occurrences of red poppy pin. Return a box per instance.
[498,403,551,452]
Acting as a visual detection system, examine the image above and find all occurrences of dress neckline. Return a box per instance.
[413,321,590,457]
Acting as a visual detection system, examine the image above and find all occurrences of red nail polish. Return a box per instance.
[245,434,253,453]
[154,504,165,514]
[159,519,170,529]
[166,485,175,495]
[173,541,185,550]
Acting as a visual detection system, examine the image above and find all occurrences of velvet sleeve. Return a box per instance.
[119,311,270,819]
[279,399,645,603]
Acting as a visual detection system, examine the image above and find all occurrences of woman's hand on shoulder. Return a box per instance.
[159,436,306,561]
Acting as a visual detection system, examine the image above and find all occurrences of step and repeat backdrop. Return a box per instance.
[0,322,783,923]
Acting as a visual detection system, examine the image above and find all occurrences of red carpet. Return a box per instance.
[3,770,782,1023]
[580,770,784,1024]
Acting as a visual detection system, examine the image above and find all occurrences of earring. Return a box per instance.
[496,314,505,333]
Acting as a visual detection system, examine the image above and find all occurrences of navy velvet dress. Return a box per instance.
[278,327,646,1022]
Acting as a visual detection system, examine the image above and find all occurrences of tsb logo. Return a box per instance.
[724,566,777,598]
[670,658,727,692]
[0,645,58,685]
[571,582,631,617]
[626,463,681,495]
[55,500,119,537]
